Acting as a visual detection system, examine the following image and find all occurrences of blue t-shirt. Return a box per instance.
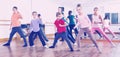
[67,15,75,25]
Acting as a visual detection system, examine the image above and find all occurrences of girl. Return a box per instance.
[103,15,118,39]
[74,4,101,53]
[92,7,115,47]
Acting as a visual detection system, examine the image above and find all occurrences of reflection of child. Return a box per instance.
[103,15,118,39]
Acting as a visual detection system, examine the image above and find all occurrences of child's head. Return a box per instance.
[12,6,18,12]
[56,12,62,19]
[76,4,82,14]
[104,15,109,20]
[32,11,37,19]
[68,10,72,15]
[38,14,41,18]
[94,7,98,13]
[58,7,64,13]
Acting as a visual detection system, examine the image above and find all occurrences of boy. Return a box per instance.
[49,12,74,52]
[33,14,49,42]
[3,6,27,47]
[28,11,48,48]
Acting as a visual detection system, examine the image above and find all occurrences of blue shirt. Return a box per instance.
[30,19,42,32]
[67,15,75,25]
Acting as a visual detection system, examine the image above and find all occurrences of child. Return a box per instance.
[67,10,78,36]
[33,14,49,42]
[74,4,101,52]
[28,11,48,48]
[58,7,75,44]
[3,6,27,47]
[92,7,115,47]
[49,12,74,52]
[103,15,118,39]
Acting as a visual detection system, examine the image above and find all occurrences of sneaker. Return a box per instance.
[70,49,74,52]
[30,45,35,47]
[23,44,27,47]
[76,48,80,51]
[49,46,55,48]
[113,36,118,39]
[3,43,10,46]
[73,43,77,46]
[44,45,49,48]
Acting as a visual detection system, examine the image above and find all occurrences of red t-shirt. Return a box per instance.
[54,19,66,33]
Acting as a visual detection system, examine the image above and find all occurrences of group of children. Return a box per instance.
[3,4,118,53]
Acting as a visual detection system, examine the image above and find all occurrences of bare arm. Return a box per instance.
[59,22,68,27]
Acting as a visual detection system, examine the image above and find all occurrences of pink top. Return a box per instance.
[54,19,66,33]
[75,14,91,28]
[11,12,22,27]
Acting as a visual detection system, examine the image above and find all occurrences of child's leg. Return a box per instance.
[76,29,84,49]
[62,32,73,51]
[40,27,49,41]
[29,31,35,46]
[106,28,116,37]
[95,27,115,46]
[4,28,16,45]
[67,34,75,43]
[33,33,37,41]
[86,28,100,52]
[37,31,46,46]
[17,27,27,46]
[66,26,75,43]
[69,24,73,35]
[50,33,60,47]
[95,30,102,38]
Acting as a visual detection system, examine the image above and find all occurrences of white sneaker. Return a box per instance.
[73,43,77,46]
[28,45,35,48]
[113,36,118,39]
[44,45,49,48]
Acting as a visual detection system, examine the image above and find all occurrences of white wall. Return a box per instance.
[0,0,31,38]
[0,0,120,38]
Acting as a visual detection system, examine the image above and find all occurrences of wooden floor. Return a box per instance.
[0,37,120,57]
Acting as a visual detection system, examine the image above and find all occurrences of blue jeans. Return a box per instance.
[52,32,73,50]
[33,27,48,42]
[29,30,46,46]
[7,27,27,45]
[69,24,78,36]
[61,26,75,43]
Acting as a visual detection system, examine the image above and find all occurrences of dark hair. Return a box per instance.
[58,7,64,13]
[68,10,72,15]
[77,4,81,7]
[94,7,98,11]
[38,14,41,17]
[32,11,37,15]
[13,6,18,10]
[104,15,109,20]
[56,12,61,17]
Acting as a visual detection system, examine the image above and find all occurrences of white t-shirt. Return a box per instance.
[104,19,110,28]
[92,15,102,28]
